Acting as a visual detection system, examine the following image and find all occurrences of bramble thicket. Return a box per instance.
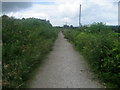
[63,23,120,88]
[2,15,58,88]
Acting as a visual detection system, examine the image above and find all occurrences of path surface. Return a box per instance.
[28,32,103,88]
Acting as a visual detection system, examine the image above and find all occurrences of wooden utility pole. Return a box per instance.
[118,1,120,26]
[79,4,81,27]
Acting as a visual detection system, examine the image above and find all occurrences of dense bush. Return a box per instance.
[2,15,58,88]
[63,23,120,88]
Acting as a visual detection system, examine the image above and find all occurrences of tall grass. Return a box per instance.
[2,15,58,88]
[63,23,120,88]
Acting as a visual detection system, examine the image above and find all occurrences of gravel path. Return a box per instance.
[28,32,103,88]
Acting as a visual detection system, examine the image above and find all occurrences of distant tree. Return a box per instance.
[46,20,52,26]
[63,24,69,28]
[22,18,25,20]
[70,25,73,28]
[2,15,9,18]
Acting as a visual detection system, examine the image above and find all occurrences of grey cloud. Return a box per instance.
[81,3,113,25]
[2,2,32,13]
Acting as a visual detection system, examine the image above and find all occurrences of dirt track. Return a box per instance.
[28,32,103,88]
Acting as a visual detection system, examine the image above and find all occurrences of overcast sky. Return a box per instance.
[2,0,119,26]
